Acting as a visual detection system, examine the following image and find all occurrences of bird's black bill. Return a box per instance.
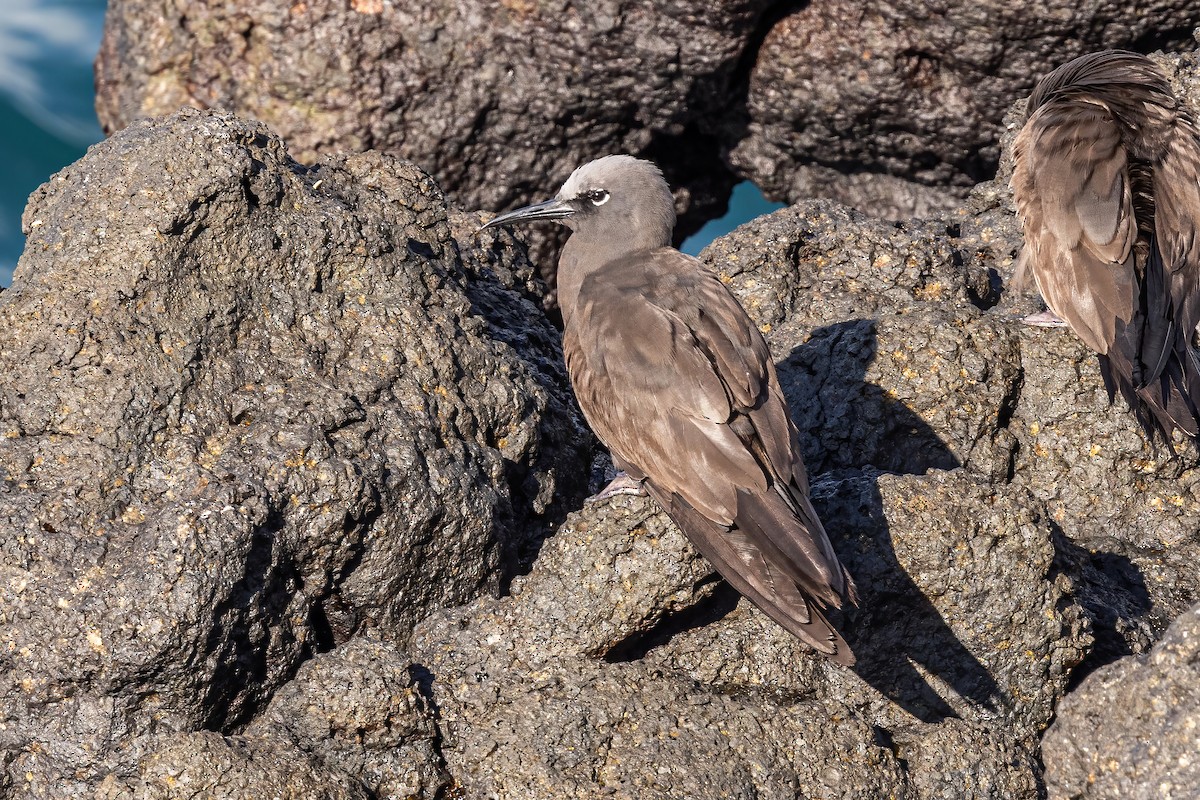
[478,198,575,231]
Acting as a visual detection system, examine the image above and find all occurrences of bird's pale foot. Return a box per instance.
[1021,310,1067,328]
[586,471,646,504]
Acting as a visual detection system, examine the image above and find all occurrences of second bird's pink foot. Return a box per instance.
[586,471,646,504]
[1021,310,1067,328]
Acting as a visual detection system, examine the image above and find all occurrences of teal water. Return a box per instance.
[680,181,785,255]
[0,0,778,285]
[0,0,106,285]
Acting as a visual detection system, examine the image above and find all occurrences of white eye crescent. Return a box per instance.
[588,189,610,206]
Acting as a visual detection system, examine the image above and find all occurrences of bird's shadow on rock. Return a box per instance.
[817,476,1005,722]
[782,319,1002,722]
[778,318,961,476]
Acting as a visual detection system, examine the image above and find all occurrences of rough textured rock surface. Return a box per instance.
[1042,602,1200,800]
[409,469,1087,800]
[95,0,1200,246]
[95,0,772,272]
[0,108,590,795]
[728,1,1200,218]
[647,472,1089,735]
[95,732,370,800]
[93,638,447,798]
[244,637,447,799]
[13,40,1200,798]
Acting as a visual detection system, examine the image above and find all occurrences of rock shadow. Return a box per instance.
[1048,523,1153,690]
[781,320,1002,722]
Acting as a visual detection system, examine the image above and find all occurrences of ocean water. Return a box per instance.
[0,0,778,285]
[680,181,784,255]
[0,0,107,285]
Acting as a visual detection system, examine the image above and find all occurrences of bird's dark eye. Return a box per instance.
[587,189,610,206]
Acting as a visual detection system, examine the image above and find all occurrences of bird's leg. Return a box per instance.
[1021,310,1067,327]
[586,471,647,503]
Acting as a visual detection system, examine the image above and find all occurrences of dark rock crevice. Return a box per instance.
[201,509,297,733]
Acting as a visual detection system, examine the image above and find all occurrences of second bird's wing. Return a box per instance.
[1151,117,1200,354]
[1012,95,1138,356]
[1013,50,1200,439]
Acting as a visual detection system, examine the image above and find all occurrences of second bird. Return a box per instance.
[482,156,858,664]
[1012,50,1200,442]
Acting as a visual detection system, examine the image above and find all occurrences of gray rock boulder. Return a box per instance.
[0,107,589,795]
[408,467,1088,798]
[246,637,447,799]
[91,633,446,798]
[700,200,1021,479]
[1042,602,1200,800]
[95,0,1200,241]
[95,732,370,799]
[95,0,772,267]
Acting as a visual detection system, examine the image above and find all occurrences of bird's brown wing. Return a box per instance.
[565,269,764,524]
[1134,121,1200,437]
[1013,50,1200,440]
[1153,118,1200,345]
[654,489,855,664]
[1012,97,1138,355]
[564,248,855,661]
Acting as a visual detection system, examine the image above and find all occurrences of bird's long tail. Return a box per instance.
[1101,246,1200,443]
[652,487,857,666]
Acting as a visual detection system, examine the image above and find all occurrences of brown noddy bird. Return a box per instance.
[1011,50,1200,441]
[481,156,858,664]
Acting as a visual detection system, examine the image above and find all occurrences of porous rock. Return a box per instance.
[95,0,1200,242]
[411,496,907,800]
[408,466,1089,799]
[94,732,370,800]
[245,637,447,799]
[0,108,589,795]
[95,0,773,268]
[1042,602,1200,800]
[651,471,1090,737]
